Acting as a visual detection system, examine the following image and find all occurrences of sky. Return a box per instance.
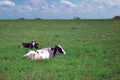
[0,0,120,19]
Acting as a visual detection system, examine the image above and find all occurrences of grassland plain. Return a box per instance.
[0,19,119,80]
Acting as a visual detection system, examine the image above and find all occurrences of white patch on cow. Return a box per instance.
[58,45,66,54]
[32,42,35,47]
[23,50,37,59]
[36,48,51,59]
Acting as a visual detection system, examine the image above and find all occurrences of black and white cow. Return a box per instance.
[23,45,66,60]
[20,41,39,49]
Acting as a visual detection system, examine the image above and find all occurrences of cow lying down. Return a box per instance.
[23,45,66,60]
[19,41,39,49]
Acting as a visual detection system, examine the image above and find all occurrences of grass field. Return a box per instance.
[0,19,120,80]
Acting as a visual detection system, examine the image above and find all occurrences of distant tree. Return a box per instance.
[113,15,120,19]
[35,18,42,20]
[19,18,25,20]
[74,17,80,20]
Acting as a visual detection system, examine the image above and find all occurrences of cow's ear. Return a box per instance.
[55,45,58,47]
[51,48,54,50]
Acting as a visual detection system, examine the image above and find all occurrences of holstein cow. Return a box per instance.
[23,45,66,60]
[20,41,39,49]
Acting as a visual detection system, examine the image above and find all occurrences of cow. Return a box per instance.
[19,41,39,49]
[23,45,66,60]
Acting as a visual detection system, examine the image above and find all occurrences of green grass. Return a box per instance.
[0,19,120,80]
